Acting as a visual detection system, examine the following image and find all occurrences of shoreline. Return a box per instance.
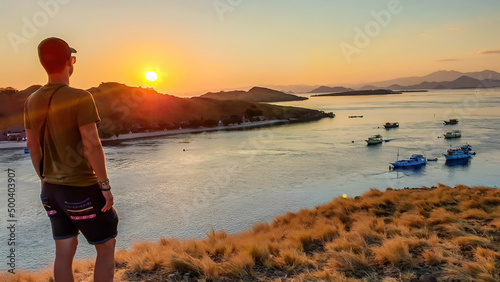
[0,119,290,150]
[100,119,290,143]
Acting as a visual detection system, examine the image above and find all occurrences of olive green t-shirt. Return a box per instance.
[24,84,101,186]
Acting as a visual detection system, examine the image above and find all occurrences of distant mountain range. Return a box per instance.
[384,75,500,90]
[363,70,500,88]
[256,70,500,93]
[305,75,500,94]
[200,87,307,102]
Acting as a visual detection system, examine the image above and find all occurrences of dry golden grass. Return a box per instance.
[372,237,417,267]
[6,185,500,281]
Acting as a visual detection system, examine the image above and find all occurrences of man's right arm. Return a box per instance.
[79,122,114,212]
[26,129,43,181]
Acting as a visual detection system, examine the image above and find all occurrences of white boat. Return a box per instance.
[366,134,383,145]
[444,144,475,160]
[444,130,461,139]
[391,154,427,168]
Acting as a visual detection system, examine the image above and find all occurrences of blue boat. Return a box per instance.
[391,154,427,168]
[444,144,475,160]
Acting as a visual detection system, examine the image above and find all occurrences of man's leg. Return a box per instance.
[54,236,78,282]
[94,238,116,282]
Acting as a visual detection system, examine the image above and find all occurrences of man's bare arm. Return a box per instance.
[79,122,114,212]
[26,129,43,181]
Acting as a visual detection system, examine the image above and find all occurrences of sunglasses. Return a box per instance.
[71,56,76,64]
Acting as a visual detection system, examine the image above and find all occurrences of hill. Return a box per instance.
[199,86,307,102]
[5,185,499,281]
[0,83,329,135]
[0,85,42,130]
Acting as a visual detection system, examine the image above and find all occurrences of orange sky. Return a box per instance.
[2,1,500,96]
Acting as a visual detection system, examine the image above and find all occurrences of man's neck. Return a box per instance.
[48,74,69,85]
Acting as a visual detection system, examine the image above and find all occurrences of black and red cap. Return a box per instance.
[38,37,77,64]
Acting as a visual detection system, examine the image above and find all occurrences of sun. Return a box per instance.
[145,71,158,82]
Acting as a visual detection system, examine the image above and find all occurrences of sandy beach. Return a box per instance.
[0,120,288,150]
[0,140,27,150]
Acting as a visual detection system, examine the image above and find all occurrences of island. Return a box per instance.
[312,89,402,97]
[200,86,308,102]
[308,85,354,93]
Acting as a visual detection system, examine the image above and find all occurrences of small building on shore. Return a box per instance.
[1,125,26,141]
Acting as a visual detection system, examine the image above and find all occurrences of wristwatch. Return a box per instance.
[98,179,111,191]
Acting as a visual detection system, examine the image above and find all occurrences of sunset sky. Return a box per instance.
[1,0,500,96]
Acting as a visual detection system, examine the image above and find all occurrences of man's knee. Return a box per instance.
[55,236,78,258]
[95,238,116,253]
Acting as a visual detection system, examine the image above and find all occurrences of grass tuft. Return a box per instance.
[372,237,416,267]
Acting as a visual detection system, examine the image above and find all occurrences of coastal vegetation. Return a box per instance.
[5,184,499,281]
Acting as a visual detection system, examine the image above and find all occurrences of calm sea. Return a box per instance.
[1,89,499,271]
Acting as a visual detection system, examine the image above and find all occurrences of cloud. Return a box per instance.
[435,59,460,62]
[479,50,500,55]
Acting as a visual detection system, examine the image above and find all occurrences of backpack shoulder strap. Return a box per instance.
[39,84,66,177]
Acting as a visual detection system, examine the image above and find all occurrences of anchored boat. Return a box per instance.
[444,130,461,139]
[383,122,399,129]
[444,119,459,125]
[391,153,427,168]
[366,134,383,145]
[444,144,475,160]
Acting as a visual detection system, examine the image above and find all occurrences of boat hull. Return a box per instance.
[391,162,426,167]
[383,122,399,129]
[443,154,474,160]
[444,130,461,139]
[444,144,475,160]
[445,158,470,167]
[391,154,427,168]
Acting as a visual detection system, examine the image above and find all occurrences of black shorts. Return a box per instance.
[41,182,118,245]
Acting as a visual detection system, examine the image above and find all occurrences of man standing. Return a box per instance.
[24,37,118,282]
